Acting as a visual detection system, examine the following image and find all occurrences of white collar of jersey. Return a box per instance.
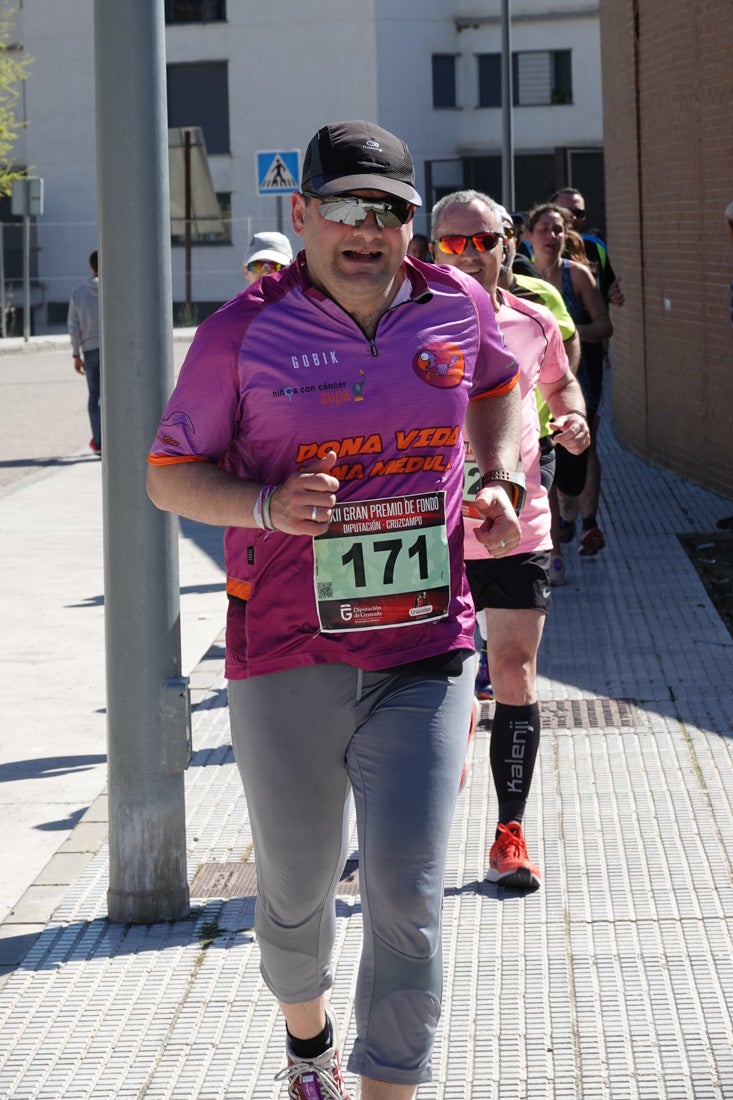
[389,273,412,310]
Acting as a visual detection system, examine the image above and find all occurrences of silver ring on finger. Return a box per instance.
[311,505,318,521]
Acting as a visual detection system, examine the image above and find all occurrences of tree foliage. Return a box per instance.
[0,2,31,197]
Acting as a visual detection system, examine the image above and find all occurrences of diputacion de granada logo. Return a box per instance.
[413,342,465,388]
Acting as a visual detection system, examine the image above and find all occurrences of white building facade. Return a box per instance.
[6,0,603,334]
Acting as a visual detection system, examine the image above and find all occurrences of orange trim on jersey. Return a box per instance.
[469,371,520,401]
[226,577,252,601]
[147,453,211,466]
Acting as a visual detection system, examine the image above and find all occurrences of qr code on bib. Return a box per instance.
[317,582,334,599]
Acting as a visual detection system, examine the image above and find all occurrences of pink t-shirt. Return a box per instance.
[464,288,569,560]
[149,255,518,678]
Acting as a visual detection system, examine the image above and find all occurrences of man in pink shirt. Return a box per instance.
[431,190,590,891]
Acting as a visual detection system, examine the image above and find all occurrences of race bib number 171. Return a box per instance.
[313,492,451,632]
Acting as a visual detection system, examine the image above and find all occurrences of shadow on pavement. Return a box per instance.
[180,515,226,571]
[0,754,106,784]
[36,807,88,832]
[0,455,99,469]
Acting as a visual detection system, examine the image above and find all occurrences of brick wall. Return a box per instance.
[599,0,733,500]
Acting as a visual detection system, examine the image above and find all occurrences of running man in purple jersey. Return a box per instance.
[148,121,522,1100]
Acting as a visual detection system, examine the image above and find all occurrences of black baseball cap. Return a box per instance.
[301,120,422,207]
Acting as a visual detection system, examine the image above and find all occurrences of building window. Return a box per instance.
[516,49,572,105]
[171,191,232,246]
[477,50,572,107]
[165,0,226,23]
[167,62,230,155]
[432,54,458,109]
[48,302,70,326]
[462,152,556,214]
[477,54,502,108]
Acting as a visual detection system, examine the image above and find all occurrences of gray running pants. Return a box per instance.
[228,656,473,1085]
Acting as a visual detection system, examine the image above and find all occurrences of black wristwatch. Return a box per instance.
[479,469,526,516]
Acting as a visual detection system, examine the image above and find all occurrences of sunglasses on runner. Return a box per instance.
[433,231,504,255]
[246,260,285,274]
[302,191,416,229]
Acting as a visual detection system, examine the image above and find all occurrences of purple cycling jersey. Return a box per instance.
[149,254,518,678]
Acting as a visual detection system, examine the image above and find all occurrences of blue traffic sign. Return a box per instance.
[256,149,300,196]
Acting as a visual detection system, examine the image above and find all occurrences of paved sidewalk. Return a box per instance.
[0,335,220,924]
[1,416,732,1098]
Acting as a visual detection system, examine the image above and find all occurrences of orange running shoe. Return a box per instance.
[486,822,541,890]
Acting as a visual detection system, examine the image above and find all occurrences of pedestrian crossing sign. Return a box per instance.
[256,150,301,196]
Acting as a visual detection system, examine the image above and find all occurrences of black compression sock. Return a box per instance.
[490,702,541,825]
[582,514,597,530]
[287,1016,332,1059]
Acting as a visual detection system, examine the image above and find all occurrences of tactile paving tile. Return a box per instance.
[1,417,733,1097]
